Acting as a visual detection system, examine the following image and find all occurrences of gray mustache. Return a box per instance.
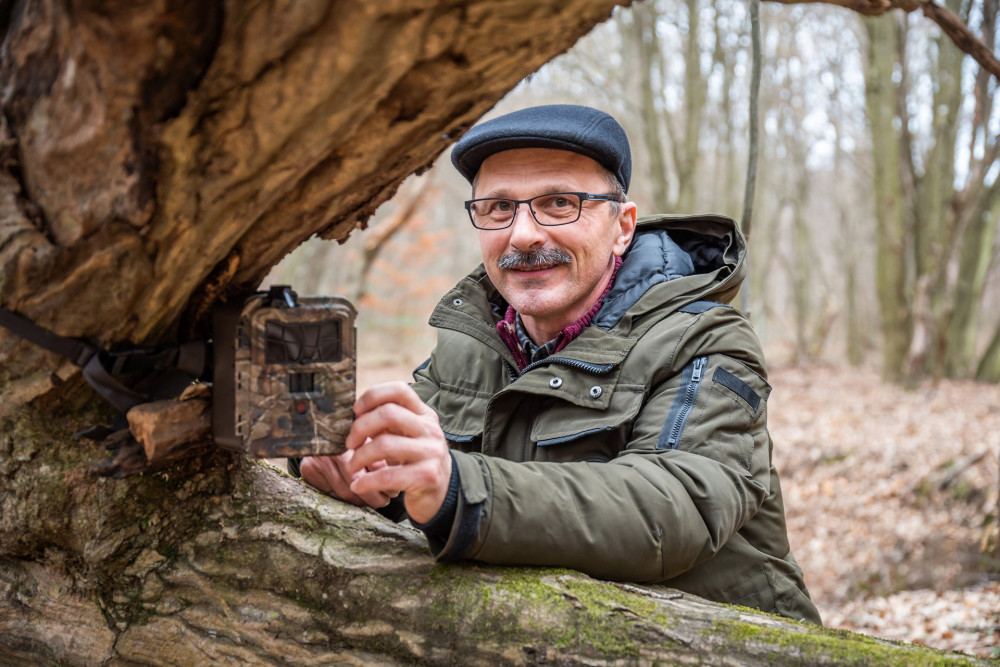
[498,248,572,270]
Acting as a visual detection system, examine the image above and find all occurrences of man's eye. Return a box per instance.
[494,200,513,213]
[537,195,577,212]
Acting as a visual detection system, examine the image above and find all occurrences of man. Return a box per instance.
[301,104,821,624]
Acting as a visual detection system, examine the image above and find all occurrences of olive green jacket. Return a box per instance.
[411,213,821,624]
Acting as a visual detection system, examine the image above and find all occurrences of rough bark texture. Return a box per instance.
[0,1,991,664]
[4,414,987,666]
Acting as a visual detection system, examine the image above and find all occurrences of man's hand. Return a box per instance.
[299,451,397,509]
[343,381,452,524]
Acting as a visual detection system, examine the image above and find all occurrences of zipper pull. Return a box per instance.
[691,357,707,382]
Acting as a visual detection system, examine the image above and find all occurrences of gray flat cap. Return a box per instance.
[451,104,631,191]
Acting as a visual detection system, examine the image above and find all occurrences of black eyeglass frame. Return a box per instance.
[463,191,624,230]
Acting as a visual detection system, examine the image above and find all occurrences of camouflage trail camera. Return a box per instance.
[213,285,356,458]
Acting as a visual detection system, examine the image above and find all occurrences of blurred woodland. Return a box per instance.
[269,0,1000,386]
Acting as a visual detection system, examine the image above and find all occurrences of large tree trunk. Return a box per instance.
[0,1,990,664]
[863,14,913,384]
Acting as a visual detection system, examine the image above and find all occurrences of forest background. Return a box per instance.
[271,0,1000,384]
[268,0,1000,657]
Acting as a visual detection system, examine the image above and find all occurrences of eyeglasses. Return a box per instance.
[464,192,623,230]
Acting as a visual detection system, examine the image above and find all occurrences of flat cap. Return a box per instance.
[451,104,631,192]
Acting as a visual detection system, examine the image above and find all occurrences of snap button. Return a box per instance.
[452,298,463,307]
[589,386,603,398]
[549,377,563,389]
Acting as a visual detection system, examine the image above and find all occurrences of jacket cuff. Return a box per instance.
[410,452,460,537]
[423,450,489,560]
[375,494,408,523]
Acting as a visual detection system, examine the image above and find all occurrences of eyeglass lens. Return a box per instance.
[468,193,583,229]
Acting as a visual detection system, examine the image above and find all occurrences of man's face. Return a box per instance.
[475,148,637,341]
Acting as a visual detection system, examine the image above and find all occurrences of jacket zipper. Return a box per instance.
[520,356,617,376]
[665,356,708,448]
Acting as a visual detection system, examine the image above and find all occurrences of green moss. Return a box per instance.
[405,566,682,660]
[711,617,982,666]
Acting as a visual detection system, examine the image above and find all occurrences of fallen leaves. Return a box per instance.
[770,364,1000,658]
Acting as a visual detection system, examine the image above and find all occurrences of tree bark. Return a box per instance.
[631,1,672,213]
[0,1,991,665]
[5,442,988,666]
[674,0,707,213]
[863,15,913,384]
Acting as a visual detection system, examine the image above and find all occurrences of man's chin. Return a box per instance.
[504,289,564,317]
[504,273,560,296]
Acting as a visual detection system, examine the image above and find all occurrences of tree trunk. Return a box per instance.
[631,0,672,213]
[3,437,983,666]
[863,15,913,384]
[977,320,1000,383]
[862,4,1000,384]
[674,0,707,213]
[0,1,991,664]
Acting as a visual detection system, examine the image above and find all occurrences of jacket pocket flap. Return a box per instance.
[530,389,644,445]
[426,383,488,439]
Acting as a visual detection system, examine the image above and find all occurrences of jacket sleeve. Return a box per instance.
[427,309,776,584]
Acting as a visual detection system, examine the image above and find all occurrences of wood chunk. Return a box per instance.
[127,397,212,463]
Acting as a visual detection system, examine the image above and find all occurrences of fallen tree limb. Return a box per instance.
[1,458,989,665]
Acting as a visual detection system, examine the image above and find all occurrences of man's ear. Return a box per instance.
[612,202,638,256]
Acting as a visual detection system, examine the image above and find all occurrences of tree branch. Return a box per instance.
[921,1,1000,79]
[769,0,1000,79]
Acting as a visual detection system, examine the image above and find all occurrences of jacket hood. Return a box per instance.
[593,213,747,331]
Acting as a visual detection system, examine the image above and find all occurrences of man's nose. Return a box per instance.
[508,203,545,250]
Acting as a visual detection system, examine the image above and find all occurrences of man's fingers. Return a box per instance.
[345,400,441,451]
[349,458,433,497]
[350,452,452,524]
[353,381,434,419]
[330,452,394,508]
[301,456,360,503]
[300,455,391,509]
[347,432,432,474]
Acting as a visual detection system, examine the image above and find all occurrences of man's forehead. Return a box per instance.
[476,148,606,192]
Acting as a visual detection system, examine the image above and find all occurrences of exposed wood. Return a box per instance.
[126,395,212,463]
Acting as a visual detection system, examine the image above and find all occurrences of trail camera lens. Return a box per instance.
[265,320,342,363]
[288,372,316,393]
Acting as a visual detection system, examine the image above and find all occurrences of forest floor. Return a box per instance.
[356,362,1000,659]
[767,363,999,659]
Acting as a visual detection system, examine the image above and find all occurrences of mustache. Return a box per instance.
[497,248,572,271]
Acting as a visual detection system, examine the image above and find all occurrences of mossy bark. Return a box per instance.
[2,397,989,665]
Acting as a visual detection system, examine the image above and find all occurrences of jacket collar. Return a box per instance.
[428,213,745,362]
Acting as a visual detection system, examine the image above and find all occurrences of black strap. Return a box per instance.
[81,354,151,413]
[0,307,205,413]
[0,308,98,367]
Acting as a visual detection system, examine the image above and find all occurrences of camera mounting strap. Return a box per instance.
[0,307,205,413]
